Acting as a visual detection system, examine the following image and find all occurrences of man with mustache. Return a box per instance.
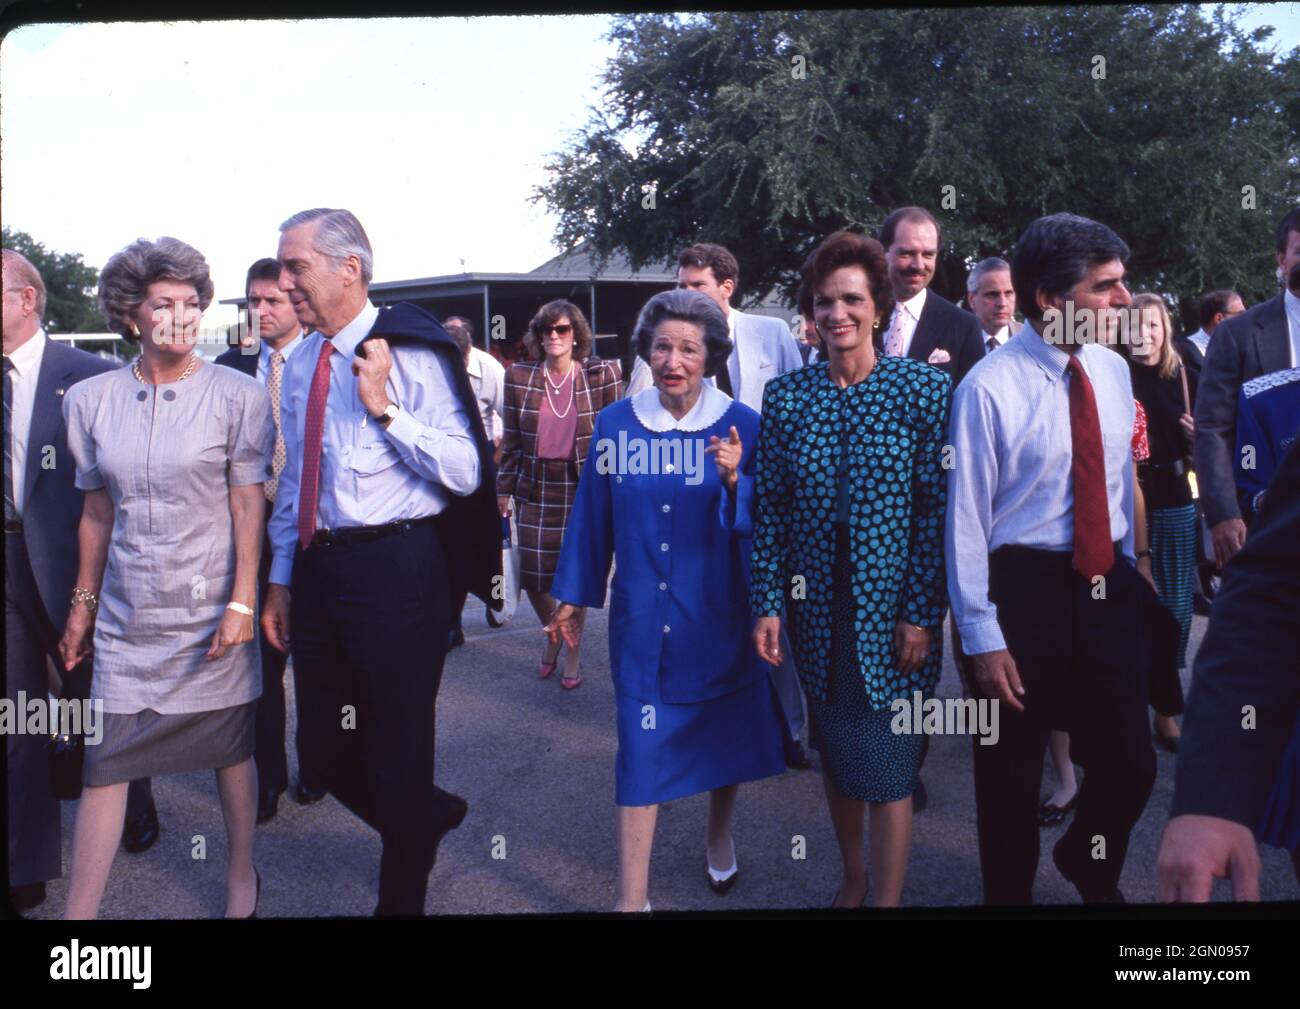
[1194,207,1300,563]
[879,207,985,387]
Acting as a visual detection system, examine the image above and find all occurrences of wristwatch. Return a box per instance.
[372,402,400,428]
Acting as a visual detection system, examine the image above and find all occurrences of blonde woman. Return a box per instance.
[1125,293,1198,751]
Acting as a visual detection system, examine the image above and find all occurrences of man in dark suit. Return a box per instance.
[878,207,985,811]
[965,257,1024,352]
[1193,207,1300,569]
[260,208,500,916]
[878,206,986,387]
[1157,439,1300,900]
[3,248,116,909]
[214,258,324,823]
[1175,289,1245,376]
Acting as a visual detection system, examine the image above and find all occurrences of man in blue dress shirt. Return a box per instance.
[260,208,498,916]
[946,213,1156,904]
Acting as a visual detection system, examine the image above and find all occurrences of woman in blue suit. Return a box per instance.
[547,289,785,912]
[750,231,950,907]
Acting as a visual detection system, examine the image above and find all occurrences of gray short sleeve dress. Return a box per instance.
[62,361,275,785]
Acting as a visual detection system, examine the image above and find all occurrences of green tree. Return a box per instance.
[2,226,102,333]
[535,6,1300,328]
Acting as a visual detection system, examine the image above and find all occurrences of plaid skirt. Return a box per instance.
[1148,504,1198,669]
[514,457,579,594]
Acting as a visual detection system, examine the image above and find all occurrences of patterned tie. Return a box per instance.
[986,336,999,353]
[3,358,15,523]
[265,349,286,503]
[297,341,336,549]
[884,307,906,357]
[1065,355,1114,578]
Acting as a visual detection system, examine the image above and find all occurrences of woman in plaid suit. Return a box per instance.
[497,300,622,688]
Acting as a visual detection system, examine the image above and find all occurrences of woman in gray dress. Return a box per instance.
[58,238,273,918]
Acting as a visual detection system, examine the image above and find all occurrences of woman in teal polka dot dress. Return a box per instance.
[749,232,951,907]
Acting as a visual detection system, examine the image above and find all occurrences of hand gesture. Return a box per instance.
[353,338,394,417]
[1157,815,1261,902]
[705,425,743,492]
[970,648,1025,713]
[545,603,580,649]
[893,621,931,675]
[208,606,255,661]
[59,604,95,672]
[754,616,783,666]
[1179,412,1195,441]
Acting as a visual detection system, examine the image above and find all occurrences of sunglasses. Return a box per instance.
[540,324,573,336]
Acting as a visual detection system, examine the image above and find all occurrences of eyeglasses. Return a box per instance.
[540,324,573,336]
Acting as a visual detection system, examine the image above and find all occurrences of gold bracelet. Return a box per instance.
[226,601,255,617]
[71,586,99,614]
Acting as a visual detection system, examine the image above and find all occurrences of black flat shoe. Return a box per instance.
[122,802,160,854]
[256,788,282,825]
[1038,793,1079,827]
[10,882,46,910]
[430,787,469,865]
[1153,730,1181,754]
[293,782,327,806]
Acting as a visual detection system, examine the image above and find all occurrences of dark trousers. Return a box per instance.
[5,530,61,886]
[972,545,1156,904]
[252,622,292,794]
[290,519,451,916]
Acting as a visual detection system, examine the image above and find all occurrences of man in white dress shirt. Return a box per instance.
[1175,289,1244,377]
[946,213,1156,904]
[966,257,1024,352]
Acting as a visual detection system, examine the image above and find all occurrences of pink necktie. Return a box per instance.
[297,341,336,549]
[885,308,906,357]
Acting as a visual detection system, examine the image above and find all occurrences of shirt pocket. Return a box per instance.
[347,417,403,475]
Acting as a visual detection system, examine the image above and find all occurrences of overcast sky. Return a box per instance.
[2,7,1296,330]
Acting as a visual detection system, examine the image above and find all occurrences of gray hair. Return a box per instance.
[632,289,731,379]
[2,248,47,319]
[279,208,374,286]
[97,237,214,342]
[966,256,1011,294]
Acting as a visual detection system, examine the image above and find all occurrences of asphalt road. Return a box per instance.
[23,604,1299,918]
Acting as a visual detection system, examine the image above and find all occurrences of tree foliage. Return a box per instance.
[2,226,102,333]
[535,6,1300,326]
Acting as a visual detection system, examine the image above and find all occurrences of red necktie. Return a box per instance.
[297,341,336,549]
[1065,354,1114,578]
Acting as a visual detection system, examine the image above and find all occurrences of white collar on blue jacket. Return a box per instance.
[630,382,730,433]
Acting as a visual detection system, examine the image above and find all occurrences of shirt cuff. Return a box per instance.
[957,617,1006,656]
[269,555,294,587]
[380,407,426,454]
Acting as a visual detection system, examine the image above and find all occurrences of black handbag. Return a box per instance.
[48,727,85,801]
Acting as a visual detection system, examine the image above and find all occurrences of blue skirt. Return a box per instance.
[1148,504,1198,669]
[613,674,786,807]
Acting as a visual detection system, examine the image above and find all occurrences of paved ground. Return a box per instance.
[24,603,1299,918]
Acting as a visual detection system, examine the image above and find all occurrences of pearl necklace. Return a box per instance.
[133,354,198,384]
[545,362,575,419]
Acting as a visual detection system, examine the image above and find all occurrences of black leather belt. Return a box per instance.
[310,514,437,548]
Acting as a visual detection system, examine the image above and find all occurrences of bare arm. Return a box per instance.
[207,482,262,660]
[58,488,114,670]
